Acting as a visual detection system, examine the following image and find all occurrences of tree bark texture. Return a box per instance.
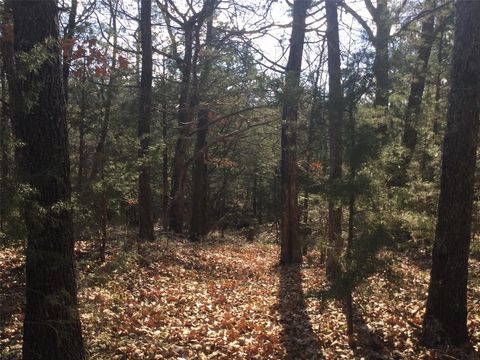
[423,0,480,347]
[138,0,155,241]
[11,1,85,358]
[325,0,344,280]
[280,0,310,265]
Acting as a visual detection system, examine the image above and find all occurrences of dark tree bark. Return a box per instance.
[325,0,344,280]
[169,0,217,233]
[190,108,209,241]
[397,6,436,185]
[10,1,85,358]
[342,0,391,107]
[0,2,14,234]
[62,0,78,100]
[161,103,169,230]
[76,77,87,192]
[303,58,324,225]
[169,20,195,233]
[138,0,154,241]
[89,1,119,250]
[190,15,214,242]
[433,26,446,136]
[279,0,310,265]
[372,0,391,107]
[0,67,9,232]
[422,0,480,347]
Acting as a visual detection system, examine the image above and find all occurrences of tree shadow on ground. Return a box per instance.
[345,303,389,359]
[278,265,324,359]
[0,262,24,330]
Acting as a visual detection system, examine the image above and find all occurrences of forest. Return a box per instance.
[0,0,479,359]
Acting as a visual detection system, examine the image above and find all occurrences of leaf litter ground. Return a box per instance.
[1,230,479,359]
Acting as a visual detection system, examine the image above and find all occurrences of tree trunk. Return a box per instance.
[190,108,209,241]
[280,0,310,265]
[138,0,155,241]
[373,0,391,107]
[62,0,78,101]
[325,0,344,280]
[190,15,214,242]
[433,27,445,136]
[10,1,85,358]
[422,0,480,347]
[162,104,169,230]
[303,61,324,225]
[169,20,195,233]
[0,68,8,232]
[397,6,436,185]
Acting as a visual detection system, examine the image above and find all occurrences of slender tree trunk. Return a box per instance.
[138,0,154,241]
[10,1,85,358]
[90,2,118,183]
[0,69,8,232]
[397,6,436,184]
[62,0,78,101]
[169,20,194,233]
[89,2,119,248]
[162,104,169,230]
[0,2,14,234]
[303,61,323,225]
[422,0,480,347]
[190,15,214,241]
[345,104,356,336]
[373,0,391,107]
[280,0,310,265]
[77,63,87,192]
[433,27,445,136]
[325,0,344,280]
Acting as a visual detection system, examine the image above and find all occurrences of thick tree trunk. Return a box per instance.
[422,0,480,347]
[138,0,154,241]
[190,15,214,242]
[325,0,344,280]
[279,0,310,265]
[10,1,85,358]
[190,108,209,241]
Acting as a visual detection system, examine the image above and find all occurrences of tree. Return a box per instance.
[138,0,155,241]
[167,0,217,233]
[10,1,85,358]
[422,0,480,347]
[342,0,392,107]
[279,0,310,265]
[395,0,437,186]
[325,0,344,279]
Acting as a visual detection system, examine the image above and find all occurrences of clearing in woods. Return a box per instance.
[1,230,479,359]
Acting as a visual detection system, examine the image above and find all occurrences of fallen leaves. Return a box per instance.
[1,231,479,359]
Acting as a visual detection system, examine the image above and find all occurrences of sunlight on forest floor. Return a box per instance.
[1,229,479,359]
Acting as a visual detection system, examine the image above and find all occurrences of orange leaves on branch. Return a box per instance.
[209,157,238,169]
[62,36,76,57]
[118,55,129,70]
[95,66,108,78]
[72,46,86,60]
[0,24,13,44]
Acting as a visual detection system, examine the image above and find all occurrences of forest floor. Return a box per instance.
[1,228,480,359]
